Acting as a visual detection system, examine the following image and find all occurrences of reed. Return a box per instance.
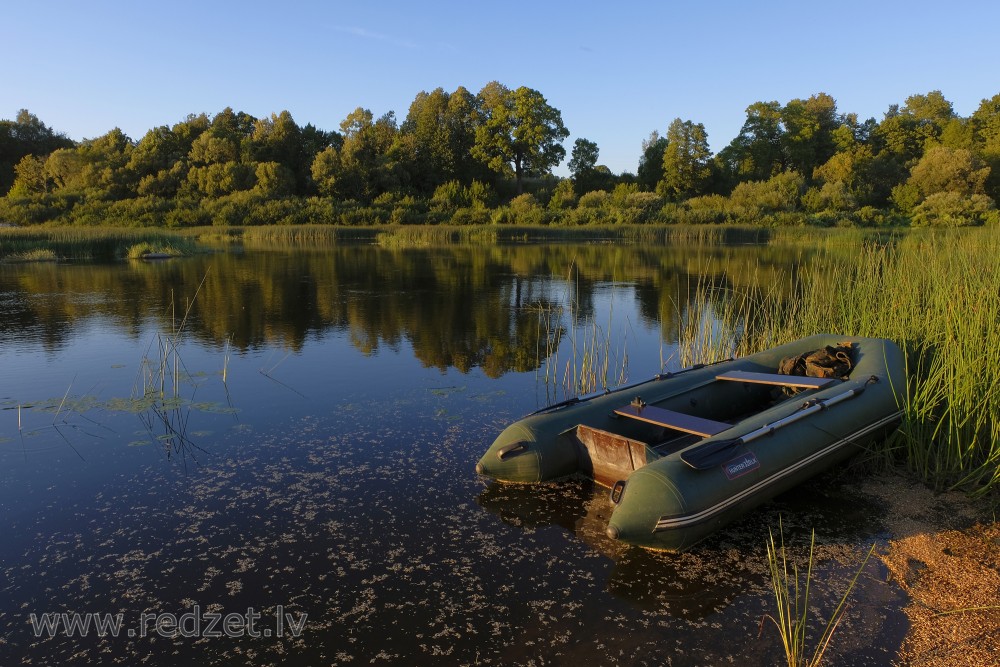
[4,248,58,262]
[0,227,198,260]
[764,522,875,667]
[240,224,379,246]
[230,223,775,248]
[533,262,631,402]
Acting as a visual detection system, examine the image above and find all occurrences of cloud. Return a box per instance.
[332,25,418,49]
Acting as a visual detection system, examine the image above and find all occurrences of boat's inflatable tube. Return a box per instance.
[477,334,906,550]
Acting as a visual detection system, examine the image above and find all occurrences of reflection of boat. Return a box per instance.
[474,480,741,618]
[476,335,905,551]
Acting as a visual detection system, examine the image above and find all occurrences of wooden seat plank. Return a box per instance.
[715,370,836,390]
[613,404,730,437]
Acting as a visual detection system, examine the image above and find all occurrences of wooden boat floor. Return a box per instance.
[715,370,836,390]
[613,404,730,437]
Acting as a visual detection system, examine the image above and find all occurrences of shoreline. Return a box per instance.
[858,473,999,665]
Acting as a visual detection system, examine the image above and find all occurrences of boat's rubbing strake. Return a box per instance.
[651,411,903,533]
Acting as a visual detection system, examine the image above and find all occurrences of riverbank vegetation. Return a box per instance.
[2,87,999,229]
[0,227,198,261]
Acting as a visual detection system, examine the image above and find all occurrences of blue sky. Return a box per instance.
[5,1,1000,176]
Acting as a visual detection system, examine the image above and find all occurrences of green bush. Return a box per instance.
[578,190,609,209]
[730,172,805,216]
[911,192,999,227]
[450,207,491,225]
[548,179,577,210]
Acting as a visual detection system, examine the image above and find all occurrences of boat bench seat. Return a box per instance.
[715,370,836,390]
[613,404,730,438]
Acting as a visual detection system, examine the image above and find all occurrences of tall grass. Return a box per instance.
[677,227,1000,495]
[240,225,380,246]
[533,262,631,401]
[0,227,198,261]
[229,223,775,248]
[765,523,876,667]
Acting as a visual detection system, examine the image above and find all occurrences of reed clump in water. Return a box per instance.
[764,522,876,667]
[3,248,58,262]
[0,227,199,260]
[678,227,1000,495]
[532,260,631,402]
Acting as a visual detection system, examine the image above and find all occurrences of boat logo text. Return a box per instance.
[723,452,760,480]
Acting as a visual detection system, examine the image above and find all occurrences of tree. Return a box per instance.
[310,146,342,197]
[128,126,184,179]
[188,132,239,166]
[472,82,569,193]
[311,107,400,202]
[972,94,1000,200]
[398,86,482,194]
[210,107,257,146]
[569,138,603,193]
[907,146,990,198]
[876,91,956,165]
[7,154,48,196]
[658,118,712,200]
[568,138,598,176]
[0,109,74,194]
[718,101,785,183]
[781,93,840,179]
[246,111,311,192]
[637,131,667,191]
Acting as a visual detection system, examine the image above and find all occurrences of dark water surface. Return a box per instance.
[0,244,906,665]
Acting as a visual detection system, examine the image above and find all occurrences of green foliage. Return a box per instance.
[801,181,855,213]
[6,86,1000,230]
[890,183,921,213]
[658,118,712,200]
[907,146,990,198]
[186,161,255,197]
[781,93,839,179]
[568,138,599,177]
[400,86,483,193]
[0,109,75,194]
[577,190,609,209]
[8,155,48,197]
[548,179,577,210]
[636,131,667,191]
[430,180,496,212]
[910,192,998,227]
[729,172,805,219]
[719,100,785,183]
[471,82,569,193]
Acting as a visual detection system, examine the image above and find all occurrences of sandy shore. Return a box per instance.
[858,473,999,666]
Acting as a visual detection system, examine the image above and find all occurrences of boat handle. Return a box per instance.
[610,480,627,504]
[497,441,528,461]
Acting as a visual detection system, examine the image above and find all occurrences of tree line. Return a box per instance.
[1,85,999,228]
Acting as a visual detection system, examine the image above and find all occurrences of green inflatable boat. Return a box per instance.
[476,334,906,551]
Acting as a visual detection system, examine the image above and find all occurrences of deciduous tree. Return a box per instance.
[658,118,712,200]
[781,93,839,180]
[637,131,667,191]
[472,82,569,193]
[719,101,785,183]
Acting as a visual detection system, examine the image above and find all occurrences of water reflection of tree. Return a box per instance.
[0,243,823,376]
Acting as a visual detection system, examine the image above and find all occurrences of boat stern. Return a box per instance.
[604,466,700,551]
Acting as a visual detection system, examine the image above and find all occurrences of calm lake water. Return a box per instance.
[0,243,907,665]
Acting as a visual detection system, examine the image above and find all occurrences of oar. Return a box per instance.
[680,385,867,470]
